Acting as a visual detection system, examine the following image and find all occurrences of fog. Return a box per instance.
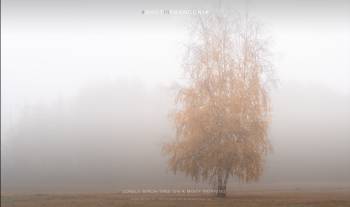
[1,0,350,193]
[2,81,350,192]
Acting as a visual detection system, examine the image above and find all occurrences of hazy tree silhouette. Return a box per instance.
[163,12,274,197]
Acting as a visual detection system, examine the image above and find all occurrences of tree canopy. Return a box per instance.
[163,12,274,197]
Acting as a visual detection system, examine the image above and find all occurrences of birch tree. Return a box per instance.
[163,12,274,197]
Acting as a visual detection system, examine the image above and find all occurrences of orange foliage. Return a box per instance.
[163,12,274,196]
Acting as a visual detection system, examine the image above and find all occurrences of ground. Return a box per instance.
[2,190,350,207]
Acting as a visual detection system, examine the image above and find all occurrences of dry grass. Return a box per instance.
[2,190,350,207]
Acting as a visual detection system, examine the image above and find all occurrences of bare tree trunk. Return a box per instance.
[223,169,230,197]
[216,172,226,197]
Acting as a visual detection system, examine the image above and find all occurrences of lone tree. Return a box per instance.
[163,12,274,197]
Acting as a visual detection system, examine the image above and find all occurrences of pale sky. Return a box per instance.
[1,0,350,191]
[2,0,350,128]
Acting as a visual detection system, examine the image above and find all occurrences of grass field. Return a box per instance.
[2,190,350,207]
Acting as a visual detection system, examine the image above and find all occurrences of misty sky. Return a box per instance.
[1,0,350,192]
[2,0,350,131]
